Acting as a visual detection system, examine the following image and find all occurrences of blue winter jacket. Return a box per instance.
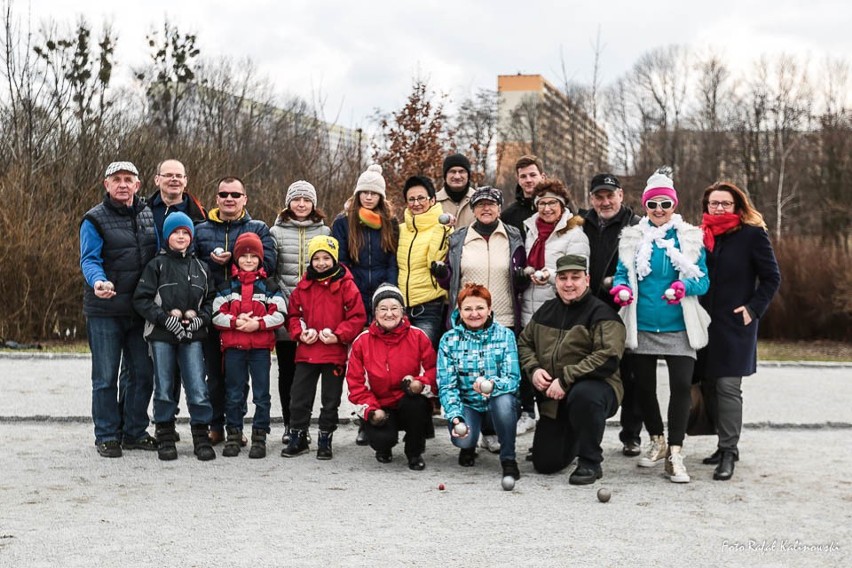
[194,208,277,288]
[331,213,398,313]
[437,310,520,421]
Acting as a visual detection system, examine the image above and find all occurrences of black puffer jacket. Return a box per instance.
[580,205,640,310]
[500,184,536,239]
[133,248,214,344]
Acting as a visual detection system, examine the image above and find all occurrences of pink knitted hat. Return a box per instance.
[642,170,678,207]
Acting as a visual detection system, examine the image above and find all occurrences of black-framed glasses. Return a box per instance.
[708,200,734,209]
[157,173,186,180]
[407,195,430,204]
[218,191,245,199]
[646,200,674,211]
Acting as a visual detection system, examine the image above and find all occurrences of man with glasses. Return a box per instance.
[194,176,277,443]
[80,161,158,457]
[435,153,476,227]
[147,159,207,241]
[580,173,643,458]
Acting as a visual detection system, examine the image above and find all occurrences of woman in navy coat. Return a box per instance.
[698,181,781,481]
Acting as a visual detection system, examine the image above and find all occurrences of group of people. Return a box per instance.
[80,152,780,486]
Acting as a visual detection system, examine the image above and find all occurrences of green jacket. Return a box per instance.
[517,289,625,419]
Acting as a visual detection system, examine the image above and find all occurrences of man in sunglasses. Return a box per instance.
[580,173,643,459]
[147,159,207,242]
[194,176,277,443]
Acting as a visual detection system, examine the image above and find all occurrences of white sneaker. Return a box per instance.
[637,435,667,468]
[479,434,501,453]
[666,446,691,483]
[516,412,536,435]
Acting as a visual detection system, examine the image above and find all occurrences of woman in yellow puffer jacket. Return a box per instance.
[397,175,452,349]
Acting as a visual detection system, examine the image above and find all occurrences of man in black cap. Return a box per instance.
[580,172,643,457]
[80,161,158,457]
[517,254,625,484]
[435,153,476,227]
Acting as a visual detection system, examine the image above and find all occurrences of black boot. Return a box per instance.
[355,420,369,446]
[458,447,476,467]
[501,459,521,480]
[316,430,333,460]
[191,424,216,461]
[155,422,177,461]
[222,427,242,457]
[713,450,736,481]
[249,429,267,459]
[281,429,309,457]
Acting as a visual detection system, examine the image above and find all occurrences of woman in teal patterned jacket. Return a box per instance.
[437,283,521,481]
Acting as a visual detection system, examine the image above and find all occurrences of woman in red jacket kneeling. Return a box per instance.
[346,283,438,471]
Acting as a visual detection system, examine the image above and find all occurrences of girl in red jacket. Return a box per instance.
[346,283,437,470]
[281,236,367,460]
[212,232,286,459]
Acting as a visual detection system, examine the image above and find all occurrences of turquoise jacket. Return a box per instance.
[437,310,520,421]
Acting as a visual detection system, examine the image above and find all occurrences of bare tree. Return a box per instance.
[453,88,497,185]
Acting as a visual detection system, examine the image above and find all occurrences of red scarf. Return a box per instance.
[528,217,557,270]
[701,213,741,252]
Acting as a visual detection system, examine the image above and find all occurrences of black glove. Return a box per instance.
[430,260,449,279]
[164,316,183,337]
[186,317,204,333]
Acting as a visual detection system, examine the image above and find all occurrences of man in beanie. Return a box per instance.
[195,176,277,443]
[436,153,476,228]
[80,161,158,457]
[579,172,643,457]
[147,159,207,241]
[211,231,286,459]
[501,154,546,239]
[518,254,625,485]
[132,211,216,461]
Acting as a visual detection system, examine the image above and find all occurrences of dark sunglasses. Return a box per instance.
[646,200,674,211]
[218,191,245,199]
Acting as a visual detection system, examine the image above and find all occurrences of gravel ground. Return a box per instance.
[0,356,850,567]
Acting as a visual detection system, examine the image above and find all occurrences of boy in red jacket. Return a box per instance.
[212,232,286,459]
[282,235,367,460]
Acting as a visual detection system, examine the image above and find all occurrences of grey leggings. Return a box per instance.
[704,375,743,452]
[632,354,694,447]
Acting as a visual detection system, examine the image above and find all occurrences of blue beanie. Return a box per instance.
[163,212,194,242]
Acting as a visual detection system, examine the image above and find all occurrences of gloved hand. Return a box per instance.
[164,316,184,337]
[610,284,634,307]
[430,260,449,279]
[186,317,204,332]
[663,280,686,305]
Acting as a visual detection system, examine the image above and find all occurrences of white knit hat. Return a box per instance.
[354,164,386,198]
[286,180,317,207]
[642,167,678,207]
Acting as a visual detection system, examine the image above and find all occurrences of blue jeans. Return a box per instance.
[150,341,212,425]
[86,316,154,444]
[223,348,271,432]
[407,298,445,350]
[447,393,517,462]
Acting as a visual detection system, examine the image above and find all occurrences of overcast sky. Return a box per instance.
[16,0,852,128]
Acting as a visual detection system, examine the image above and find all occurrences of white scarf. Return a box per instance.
[635,214,705,281]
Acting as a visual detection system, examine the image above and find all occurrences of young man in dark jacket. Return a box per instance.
[500,154,545,239]
[580,173,643,457]
[517,254,625,485]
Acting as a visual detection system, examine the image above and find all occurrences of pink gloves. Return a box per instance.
[610,284,634,307]
[663,280,686,304]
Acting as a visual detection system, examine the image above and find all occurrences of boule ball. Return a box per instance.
[322,327,333,337]
[453,422,468,437]
[408,379,423,395]
[184,310,197,319]
[501,476,515,491]
[597,488,611,503]
[102,281,115,291]
[533,270,544,281]
[479,380,494,395]
[618,290,630,302]
[213,247,225,256]
[438,213,452,225]
[169,309,183,318]
[664,288,676,300]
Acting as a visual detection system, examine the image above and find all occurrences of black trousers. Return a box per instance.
[532,380,618,474]
[275,340,297,424]
[202,328,226,431]
[632,354,694,447]
[364,395,432,458]
[289,362,344,432]
[618,353,643,445]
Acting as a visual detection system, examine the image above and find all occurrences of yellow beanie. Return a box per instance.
[308,235,339,263]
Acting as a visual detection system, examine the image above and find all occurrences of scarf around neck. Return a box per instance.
[358,207,382,230]
[635,214,704,281]
[700,212,741,252]
[528,216,557,270]
[307,263,342,282]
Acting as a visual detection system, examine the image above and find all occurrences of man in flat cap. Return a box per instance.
[80,161,158,457]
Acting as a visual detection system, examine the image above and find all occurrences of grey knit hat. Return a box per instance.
[286,180,317,207]
[354,164,386,198]
[372,283,404,310]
